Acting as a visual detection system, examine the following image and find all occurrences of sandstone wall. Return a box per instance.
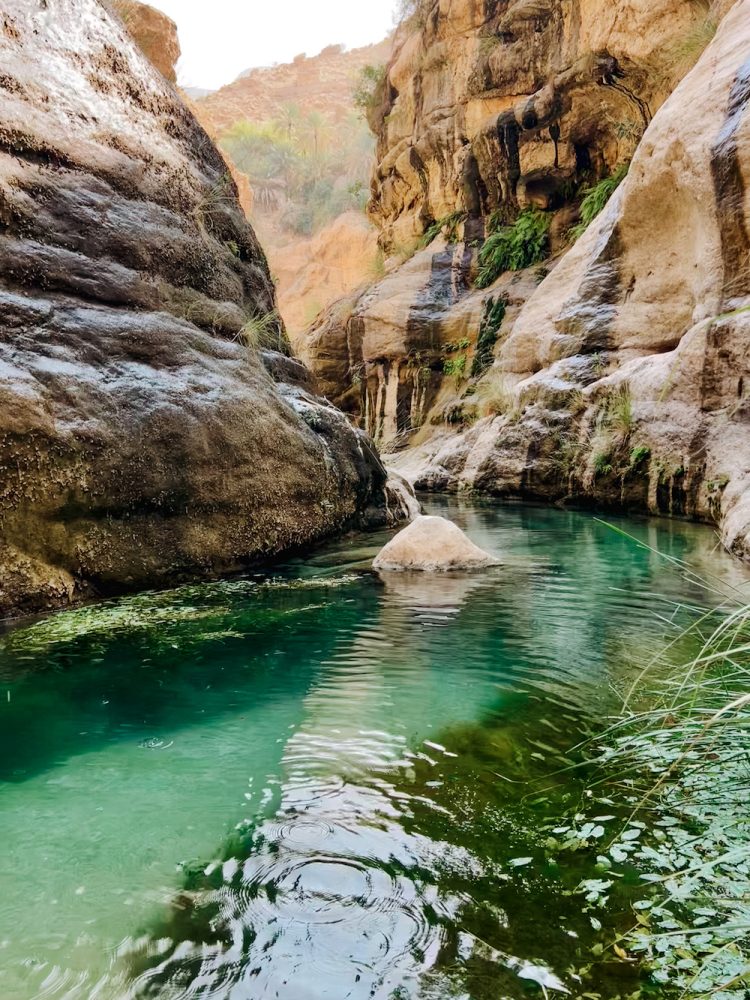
[370,0,701,248]
[0,0,401,617]
[392,0,750,559]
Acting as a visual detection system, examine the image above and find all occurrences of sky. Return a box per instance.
[148,0,399,91]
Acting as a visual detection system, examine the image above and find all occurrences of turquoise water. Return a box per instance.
[1,498,747,999]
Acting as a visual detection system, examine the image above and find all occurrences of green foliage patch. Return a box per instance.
[569,164,629,242]
[475,209,551,289]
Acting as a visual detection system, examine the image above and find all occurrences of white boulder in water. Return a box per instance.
[373,515,500,572]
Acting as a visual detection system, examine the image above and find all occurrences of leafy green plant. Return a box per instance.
[443,355,467,385]
[420,211,466,248]
[593,452,613,477]
[475,209,551,289]
[353,64,387,118]
[629,444,651,469]
[471,296,507,377]
[569,164,629,242]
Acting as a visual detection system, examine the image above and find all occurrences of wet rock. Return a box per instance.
[373,515,500,572]
[0,0,401,616]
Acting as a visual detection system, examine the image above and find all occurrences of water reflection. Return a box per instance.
[1,498,747,999]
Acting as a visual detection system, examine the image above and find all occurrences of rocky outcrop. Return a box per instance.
[275,212,380,340]
[0,0,405,617]
[390,0,750,558]
[106,0,180,83]
[298,0,750,559]
[373,514,500,571]
[302,0,704,444]
[369,0,703,248]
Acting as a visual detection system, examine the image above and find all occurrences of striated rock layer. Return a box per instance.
[303,0,704,446]
[300,0,750,559]
[0,0,404,617]
[392,0,750,559]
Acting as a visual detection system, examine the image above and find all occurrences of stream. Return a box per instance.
[1,497,747,999]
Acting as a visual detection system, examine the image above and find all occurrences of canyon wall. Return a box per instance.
[193,40,392,340]
[0,0,403,617]
[197,40,393,134]
[301,0,750,557]
[401,0,750,559]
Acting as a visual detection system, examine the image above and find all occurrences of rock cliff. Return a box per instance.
[106,0,180,83]
[0,0,403,617]
[403,0,750,559]
[300,0,750,558]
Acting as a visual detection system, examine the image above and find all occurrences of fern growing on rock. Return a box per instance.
[475,209,551,289]
[569,164,629,242]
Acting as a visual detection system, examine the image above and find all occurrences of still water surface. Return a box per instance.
[1,498,747,999]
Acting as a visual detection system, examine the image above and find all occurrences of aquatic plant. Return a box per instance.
[475,209,551,289]
[565,529,750,997]
[569,165,629,242]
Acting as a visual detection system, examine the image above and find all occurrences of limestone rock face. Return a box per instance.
[392,0,750,559]
[299,0,704,448]
[373,515,500,571]
[197,40,393,135]
[369,0,699,248]
[0,0,405,616]
[276,212,380,341]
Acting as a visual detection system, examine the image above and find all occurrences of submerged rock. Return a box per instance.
[373,515,500,572]
[0,0,403,616]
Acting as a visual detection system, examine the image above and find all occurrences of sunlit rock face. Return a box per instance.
[390,0,750,559]
[106,0,180,83]
[0,0,405,616]
[301,0,750,560]
[300,0,698,446]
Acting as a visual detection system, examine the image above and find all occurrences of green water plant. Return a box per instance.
[569,164,629,242]
[565,528,750,997]
[475,209,551,289]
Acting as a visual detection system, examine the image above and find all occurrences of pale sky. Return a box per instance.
[148,0,398,90]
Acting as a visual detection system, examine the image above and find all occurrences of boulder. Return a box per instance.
[372,515,500,572]
[0,0,404,617]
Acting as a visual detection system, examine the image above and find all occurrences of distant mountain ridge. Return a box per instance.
[196,38,392,133]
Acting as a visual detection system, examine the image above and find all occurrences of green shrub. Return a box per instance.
[471,296,507,377]
[443,355,467,385]
[569,164,629,242]
[629,444,651,468]
[475,209,551,289]
[593,452,613,477]
[420,211,466,248]
[353,65,386,117]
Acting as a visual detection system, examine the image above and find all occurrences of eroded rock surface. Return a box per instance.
[373,514,500,571]
[392,0,750,558]
[301,0,750,560]
[0,0,405,616]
